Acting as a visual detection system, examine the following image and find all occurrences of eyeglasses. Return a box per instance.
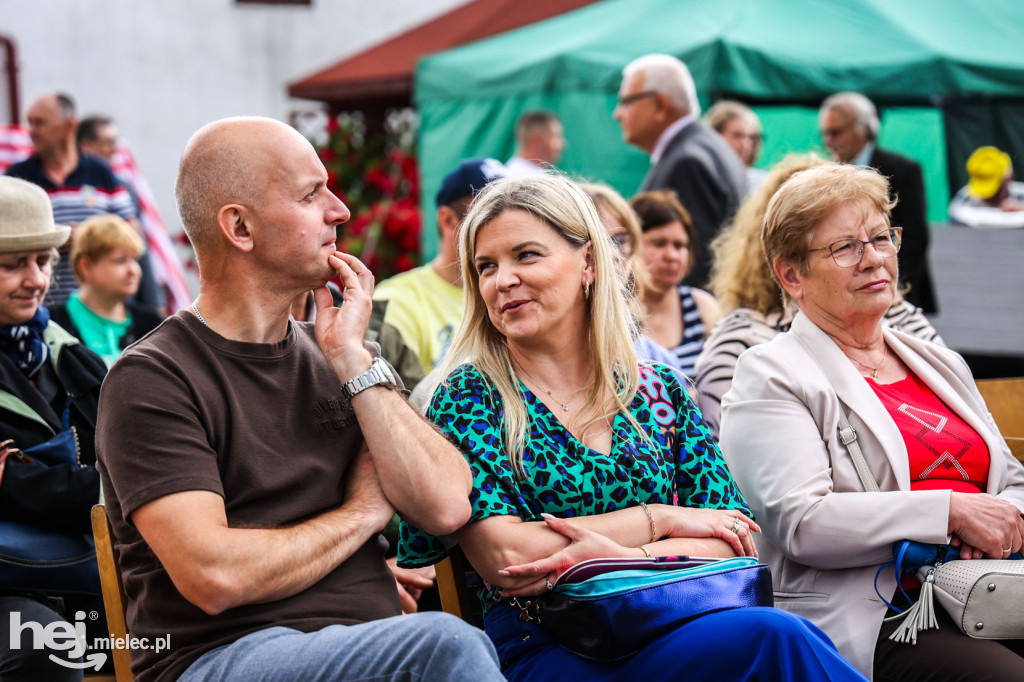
[617,91,658,107]
[807,227,902,267]
[820,121,856,139]
[607,230,633,255]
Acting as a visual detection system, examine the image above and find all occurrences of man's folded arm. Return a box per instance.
[132,475,394,616]
[351,384,472,536]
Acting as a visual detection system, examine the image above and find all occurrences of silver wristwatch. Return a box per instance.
[341,356,397,400]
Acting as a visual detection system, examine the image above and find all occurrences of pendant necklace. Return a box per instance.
[851,343,888,380]
[520,370,593,412]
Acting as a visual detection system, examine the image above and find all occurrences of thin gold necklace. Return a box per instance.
[519,369,593,412]
[849,343,889,380]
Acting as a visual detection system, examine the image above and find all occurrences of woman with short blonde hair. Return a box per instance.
[579,182,646,289]
[706,100,765,189]
[71,213,146,276]
[49,213,163,365]
[721,163,1024,678]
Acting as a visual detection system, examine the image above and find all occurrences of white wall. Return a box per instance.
[2,0,464,259]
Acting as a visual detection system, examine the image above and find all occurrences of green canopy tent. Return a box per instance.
[415,0,1024,257]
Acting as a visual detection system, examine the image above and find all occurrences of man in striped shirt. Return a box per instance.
[5,92,136,306]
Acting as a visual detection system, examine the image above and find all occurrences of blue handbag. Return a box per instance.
[0,427,102,596]
[0,520,100,596]
[23,426,81,467]
[512,556,773,661]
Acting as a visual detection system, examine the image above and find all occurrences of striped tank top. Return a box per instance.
[670,284,705,379]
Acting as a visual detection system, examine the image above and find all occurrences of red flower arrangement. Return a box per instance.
[316,110,422,282]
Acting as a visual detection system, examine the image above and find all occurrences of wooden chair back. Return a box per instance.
[434,547,484,628]
[976,377,1024,461]
[91,504,135,682]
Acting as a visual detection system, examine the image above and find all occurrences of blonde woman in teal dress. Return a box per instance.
[398,174,864,681]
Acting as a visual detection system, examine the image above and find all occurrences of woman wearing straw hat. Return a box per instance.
[0,176,109,679]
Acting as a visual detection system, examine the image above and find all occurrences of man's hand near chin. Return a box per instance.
[386,556,436,614]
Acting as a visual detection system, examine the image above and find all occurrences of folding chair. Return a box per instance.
[90,504,134,682]
[434,546,484,628]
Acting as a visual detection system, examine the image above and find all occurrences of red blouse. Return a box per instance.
[867,371,989,493]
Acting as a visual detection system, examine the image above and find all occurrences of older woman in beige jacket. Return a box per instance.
[720,164,1024,680]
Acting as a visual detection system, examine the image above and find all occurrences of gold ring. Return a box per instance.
[1003,546,1013,554]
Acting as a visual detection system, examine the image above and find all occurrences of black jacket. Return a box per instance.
[641,120,747,288]
[869,147,936,313]
[49,300,165,353]
[0,323,107,533]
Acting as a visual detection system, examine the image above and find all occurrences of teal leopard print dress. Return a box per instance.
[398,361,751,607]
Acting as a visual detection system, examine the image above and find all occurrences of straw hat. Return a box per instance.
[966,146,1012,200]
[0,176,71,252]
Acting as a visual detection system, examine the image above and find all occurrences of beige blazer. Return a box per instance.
[720,312,1024,679]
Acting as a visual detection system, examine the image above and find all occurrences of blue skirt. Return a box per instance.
[485,601,866,681]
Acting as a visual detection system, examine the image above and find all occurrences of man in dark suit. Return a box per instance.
[819,92,936,312]
[614,54,746,287]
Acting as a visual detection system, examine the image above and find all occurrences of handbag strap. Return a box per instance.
[793,334,880,493]
[0,439,33,490]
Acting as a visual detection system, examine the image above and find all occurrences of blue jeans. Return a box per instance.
[179,612,502,681]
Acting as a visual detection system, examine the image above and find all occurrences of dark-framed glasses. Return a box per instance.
[820,118,858,139]
[617,91,658,107]
[607,230,633,255]
[807,227,902,268]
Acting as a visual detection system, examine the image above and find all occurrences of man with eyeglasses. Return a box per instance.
[614,54,746,288]
[819,92,935,313]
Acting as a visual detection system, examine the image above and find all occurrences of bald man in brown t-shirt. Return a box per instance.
[95,117,501,682]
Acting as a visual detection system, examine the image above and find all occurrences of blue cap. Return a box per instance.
[435,157,508,208]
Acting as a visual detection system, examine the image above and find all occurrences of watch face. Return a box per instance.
[375,357,397,384]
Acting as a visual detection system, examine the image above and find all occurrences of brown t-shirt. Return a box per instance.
[96,312,401,682]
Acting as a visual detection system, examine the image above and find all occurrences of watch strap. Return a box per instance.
[341,356,396,400]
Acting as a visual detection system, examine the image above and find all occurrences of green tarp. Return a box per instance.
[414,0,1024,257]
